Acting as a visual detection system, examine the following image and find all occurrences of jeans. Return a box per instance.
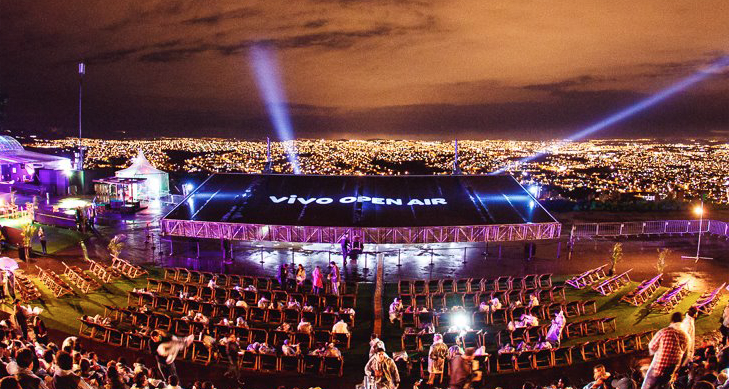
[641,367,673,389]
[157,361,177,381]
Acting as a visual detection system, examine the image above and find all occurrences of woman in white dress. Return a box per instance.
[681,306,697,365]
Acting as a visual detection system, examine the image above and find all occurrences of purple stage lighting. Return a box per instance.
[250,45,301,174]
[491,56,729,175]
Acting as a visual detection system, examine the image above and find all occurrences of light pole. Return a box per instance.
[682,200,711,262]
[78,62,85,170]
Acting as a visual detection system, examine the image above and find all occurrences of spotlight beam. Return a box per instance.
[250,45,301,174]
[490,56,729,175]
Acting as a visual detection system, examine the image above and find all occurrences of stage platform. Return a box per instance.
[161,174,561,244]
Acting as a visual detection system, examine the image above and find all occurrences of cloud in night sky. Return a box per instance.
[1,0,728,139]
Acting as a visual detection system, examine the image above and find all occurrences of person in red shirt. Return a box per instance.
[642,312,689,389]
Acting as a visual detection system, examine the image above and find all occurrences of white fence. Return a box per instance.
[571,219,728,240]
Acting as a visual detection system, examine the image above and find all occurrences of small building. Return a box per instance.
[0,136,72,196]
[94,150,169,205]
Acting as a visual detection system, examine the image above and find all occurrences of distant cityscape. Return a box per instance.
[24,137,729,203]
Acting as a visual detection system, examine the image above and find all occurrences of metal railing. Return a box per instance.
[570,219,728,240]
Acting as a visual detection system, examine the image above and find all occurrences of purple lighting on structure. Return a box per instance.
[249,45,301,174]
[491,56,729,175]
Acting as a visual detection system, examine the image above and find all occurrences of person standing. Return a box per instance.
[449,347,476,389]
[642,312,689,389]
[224,334,242,383]
[277,264,289,290]
[13,299,28,340]
[428,334,448,385]
[312,265,324,295]
[295,264,306,289]
[721,304,729,346]
[149,331,177,381]
[37,228,46,255]
[329,261,340,296]
[681,307,697,365]
[364,348,400,389]
[339,234,350,265]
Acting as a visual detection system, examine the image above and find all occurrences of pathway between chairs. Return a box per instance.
[374,253,384,335]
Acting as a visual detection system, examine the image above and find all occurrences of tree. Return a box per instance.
[80,241,90,262]
[656,248,670,274]
[609,242,623,276]
[108,234,125,260]
[21,223,37,259]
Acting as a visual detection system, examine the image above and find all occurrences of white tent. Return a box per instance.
[115,150,169,199]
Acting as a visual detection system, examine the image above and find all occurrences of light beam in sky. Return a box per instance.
[490,56,729,175]
[250,44,301,174]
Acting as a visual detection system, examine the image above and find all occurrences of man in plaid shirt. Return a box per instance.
[642,312,689,389]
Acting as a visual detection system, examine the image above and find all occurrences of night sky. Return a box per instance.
[1,0,728,140]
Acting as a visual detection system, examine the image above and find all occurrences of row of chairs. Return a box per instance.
[592,269,632,296]
[62,262,101,294]
[490,330,656,373]
[693,283,726,315]
[621,274,662,306]
[236,353,344,377]
[80,318,351,355]
[35,266,73,298]
[402,299,597,330]
[496,316,616,346]
[565,265,607,289]
[14,272,41,302]
[122,296,355,329]
[651,281,690,312]
[399,286,566,312]
[399,274,553,296]
[163,267,357,296]
[146,279,356,309]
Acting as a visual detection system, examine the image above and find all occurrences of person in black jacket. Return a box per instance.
[148,331,176,381]
[14,348,43,389]
[12,300,28,340]
[224,334,243,383]
[53,351,81,389]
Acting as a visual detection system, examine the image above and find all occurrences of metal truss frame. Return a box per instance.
[161,219,562,244]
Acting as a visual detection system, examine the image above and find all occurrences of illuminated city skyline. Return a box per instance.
[25,136,729,203]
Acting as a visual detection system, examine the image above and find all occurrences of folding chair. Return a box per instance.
[599,317,617,333]
[319,312,337,329]
[430,294,446,311]
[107,328,125,346]
[294,332,312,349]
[495,276,513,291]
[552,346,573,366]
[192,341,213,365]
[584,319,601,336]
[564,301,581,318]
[268,309,283,325]
[578,341,602,361]
[444,293,463,309]
[331,332,351,349]
[581,299,598,315]
[412,280,428,295]
[240,352,258,371]
[511,276,526,291]
[619,334,640,353]
[302,355,322,374]
[456,278,472,293]
[538,273,553,288]
[250,328,268,344]
[515,350,536,371]
[323,356,343,376]
[401,311,415,328]
[472,311,489,329]
[533,348,554,369]
[419,333,435,351]
[249,307,268,324]
[463,292,479,310]
[441,279,456,293]
[601,337,623,357]
[524,274,539,289]
[259,353,278,372]
[495,353,516,373]
[401,333,419,352]
[428,280,442,294]
[314,330,331,347]
[480,278,496,293]
[279,355,301,372]
[564,321,585,339]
